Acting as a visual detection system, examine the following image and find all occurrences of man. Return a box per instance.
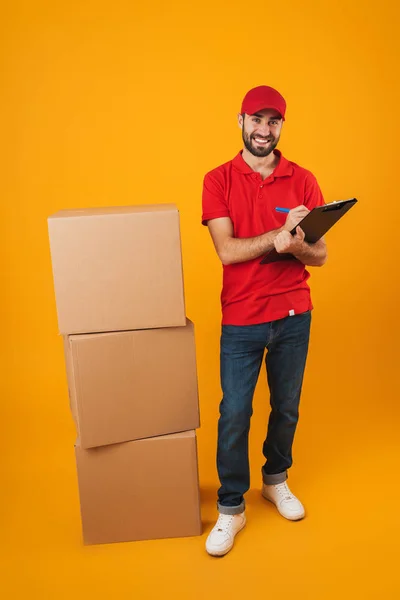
[202,85,327,557]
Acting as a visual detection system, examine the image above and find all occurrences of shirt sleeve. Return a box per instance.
[304,172,325,210]
[201,172,230,226]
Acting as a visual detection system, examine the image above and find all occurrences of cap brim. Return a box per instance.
[246,105,285,121]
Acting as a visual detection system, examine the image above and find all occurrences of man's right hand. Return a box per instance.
[284,205,310,232]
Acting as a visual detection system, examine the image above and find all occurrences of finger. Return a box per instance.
[296,226,305,240]
[291,205,309,213]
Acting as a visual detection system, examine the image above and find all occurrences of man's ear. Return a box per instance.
[237,113,244,128]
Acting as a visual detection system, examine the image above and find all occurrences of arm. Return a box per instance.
[208,217,281,265]
[274,227,327,267]
[208,206,311,266]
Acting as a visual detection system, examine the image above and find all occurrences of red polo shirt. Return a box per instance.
[202,150,325,325]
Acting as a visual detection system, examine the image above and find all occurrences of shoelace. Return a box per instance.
[275,482,295,502]
[215,514,234,533]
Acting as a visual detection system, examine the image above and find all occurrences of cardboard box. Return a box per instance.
[75,430,202,545]
[48,204,186,334]
[64,319,200,448]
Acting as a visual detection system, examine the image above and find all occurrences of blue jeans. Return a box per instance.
[217,311,311,515]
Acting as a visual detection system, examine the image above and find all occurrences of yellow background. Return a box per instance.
[2,0,400,597]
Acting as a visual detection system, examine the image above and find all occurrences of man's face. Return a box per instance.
[239,109,283,157]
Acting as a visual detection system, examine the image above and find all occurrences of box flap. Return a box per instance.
[48,203,178,220]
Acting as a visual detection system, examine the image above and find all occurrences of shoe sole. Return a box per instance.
[261,492,305,521]
[206,519,246,557]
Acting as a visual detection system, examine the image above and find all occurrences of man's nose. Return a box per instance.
[257,124,270,136]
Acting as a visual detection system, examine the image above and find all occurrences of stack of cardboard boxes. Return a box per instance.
[48,204,202,545]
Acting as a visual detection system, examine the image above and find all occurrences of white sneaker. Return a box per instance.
[205,512,246,556]
[262,481,305,521]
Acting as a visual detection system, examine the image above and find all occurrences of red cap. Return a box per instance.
[241,85,286,120]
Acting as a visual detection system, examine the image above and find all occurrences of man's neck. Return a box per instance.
[242,148,280,179]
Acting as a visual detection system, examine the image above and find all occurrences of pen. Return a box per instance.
[275,207,290,213]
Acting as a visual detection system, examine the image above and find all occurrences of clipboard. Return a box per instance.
[260,198,358,265]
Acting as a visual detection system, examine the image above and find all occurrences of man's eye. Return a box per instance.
[253,118,261,123]
[270,121,278,126]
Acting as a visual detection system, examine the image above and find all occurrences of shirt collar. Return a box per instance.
[232,149,294,178]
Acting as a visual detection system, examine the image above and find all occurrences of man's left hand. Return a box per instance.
[274,226,306,254]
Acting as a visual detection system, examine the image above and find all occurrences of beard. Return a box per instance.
[242,129,280,157]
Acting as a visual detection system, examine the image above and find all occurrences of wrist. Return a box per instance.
[294,240,309,256]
